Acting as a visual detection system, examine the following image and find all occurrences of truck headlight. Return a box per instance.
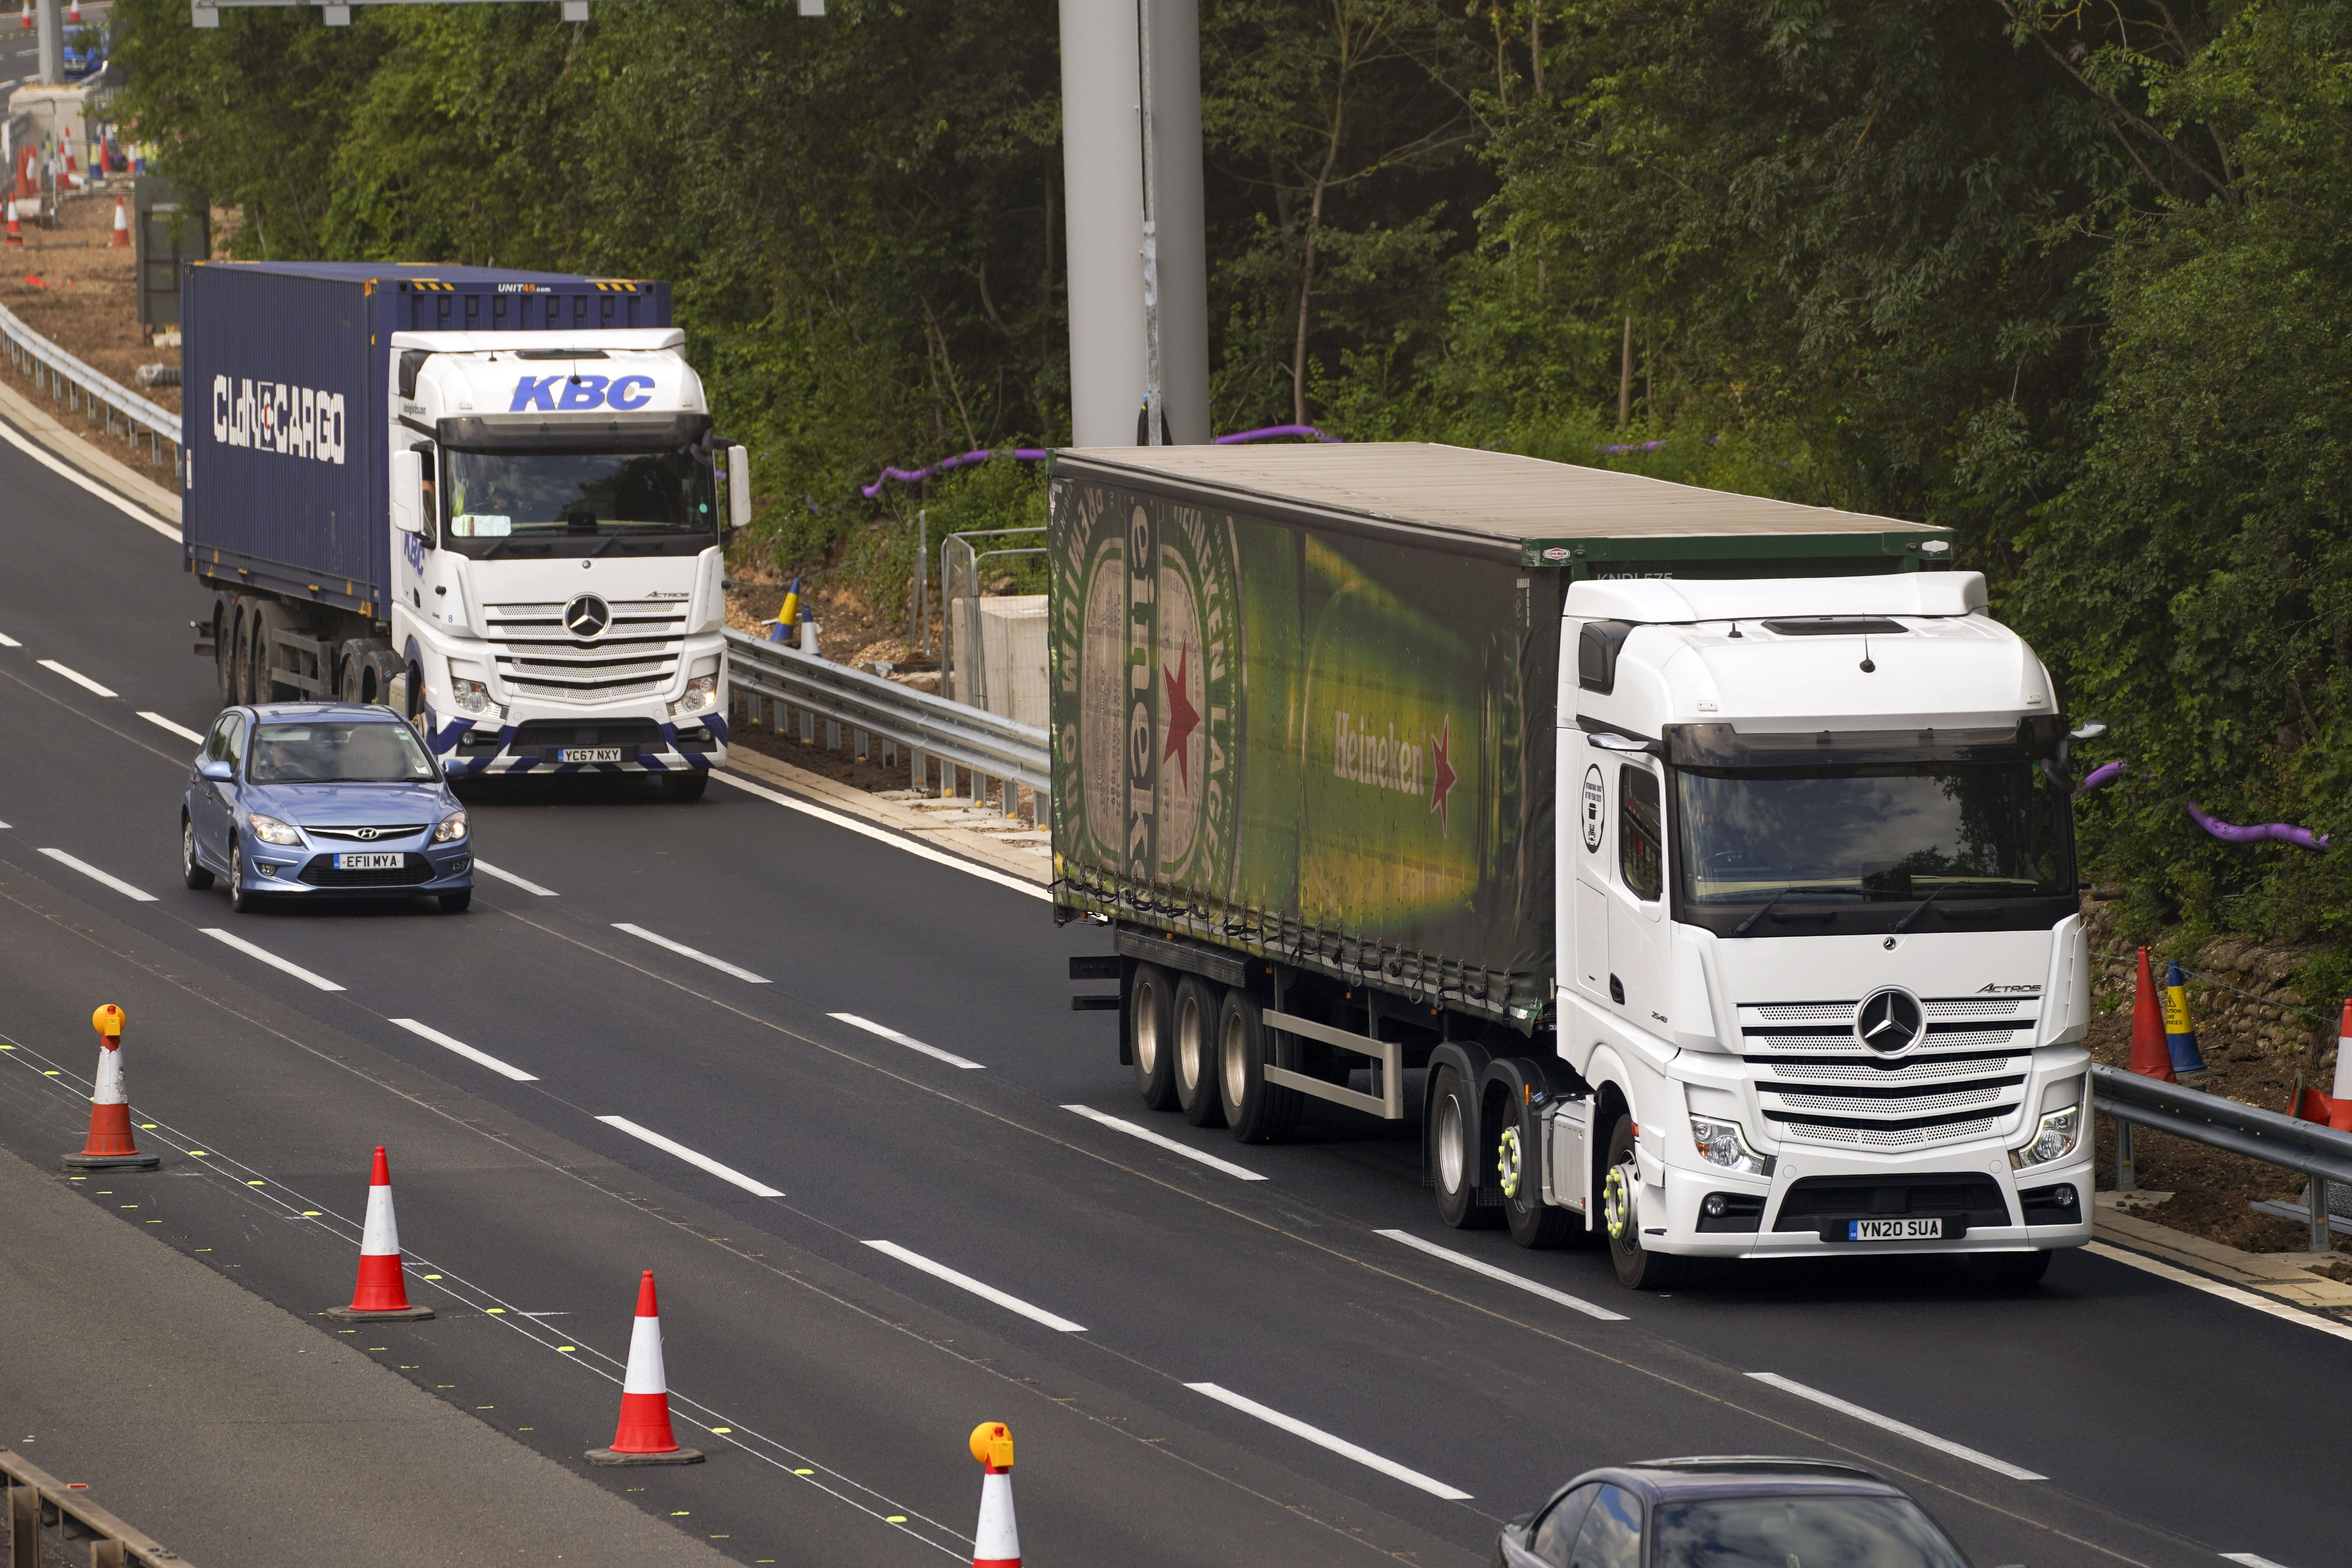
[2010,1104,2083,1169]
[668,674,719,716]
[1690,1117,1773,1177]
[432,811,468,844]
[245,813,303,847]
[452,678,497,715]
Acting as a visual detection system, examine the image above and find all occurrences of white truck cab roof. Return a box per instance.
[388,329,705,423]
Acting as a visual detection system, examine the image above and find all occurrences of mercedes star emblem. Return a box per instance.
[564,593,612,638]
[1855,987,1926,1054]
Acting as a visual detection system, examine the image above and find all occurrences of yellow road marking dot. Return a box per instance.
[338,1330,356,1335]
[119,1205,136,1209]
[300,1210,322,1217]
[400,1365,418,1369]
[247,1180,264,1186]
[0,1043,12,1048]
[711,1428,731,1435]
[368,1347,387,1351]
[421,1274,442,1280]
[792,1469,812,1476]
[138,1123,156,1130]
[190,1151,208,1157]
[484,1307,505,1314]
[886,1515,907,1524]
[475,1406,494,1410]
[518,1427,533,1431]
[556,1347,575,1353]
[669,1512,688,1517]
[436,1385,454,1389]
[96,1191,111,1195]
[41,1070,58,1076]
[67,1177,84,1182]
[146,1220,160,1224]
[194,1249,210,1252]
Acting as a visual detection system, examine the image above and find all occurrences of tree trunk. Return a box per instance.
[1618,315,1633,430]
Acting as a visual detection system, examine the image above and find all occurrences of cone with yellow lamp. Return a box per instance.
[969,1422,1020,1568]
[64,1005,158,1171]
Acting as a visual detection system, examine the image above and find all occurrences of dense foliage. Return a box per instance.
[113,0,2352,965]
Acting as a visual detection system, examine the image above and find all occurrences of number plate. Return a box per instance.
[334,852,404,871]
[1848,1217,1944,1241]
[559,747,623,763]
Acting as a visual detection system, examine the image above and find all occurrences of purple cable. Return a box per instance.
[2077,761,2126,793]
[2185,801,2330,851]
[1214,424,1337,445]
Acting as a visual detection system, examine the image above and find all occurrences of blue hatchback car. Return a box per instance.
[181,704,474,913]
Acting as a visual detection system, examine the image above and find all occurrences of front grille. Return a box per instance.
[301,824,426,842]
[1774,1116,2000,1149]
[299,853,433,887]
[485,599,688,704]
[1741,998,2035,1151]
[1773,1173,2011,1231]
[1773,1084,2008,1114]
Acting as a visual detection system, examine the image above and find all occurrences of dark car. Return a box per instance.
[181,704,474,913]
[1496,1457,1978,1568]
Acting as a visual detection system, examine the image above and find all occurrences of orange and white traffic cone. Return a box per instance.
[585,1271,704,1466]
[4,201,20,249]
[2127,947,2178,1083]
[109,194,127,248]
[325,1147,436,1321]
[16,3,27,31]
[2335,998,2352,1105]
[969,1422,1020,1568]
[63,1005,158,1171]
[67,0,78,23]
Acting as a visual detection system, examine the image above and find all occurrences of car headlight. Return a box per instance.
[2010,1104,2083,1169]
[1690,1116,1773,1177]
[452,678,496,715]
[245,813,303,847]
[667,674,719,716]
[432,811,468,844]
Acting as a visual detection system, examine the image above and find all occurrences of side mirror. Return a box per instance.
[198,757,233,781]
[2069,721,2107,742]
[390,449,425,535]
[727,445,752,531]
[1590,730,1660,755]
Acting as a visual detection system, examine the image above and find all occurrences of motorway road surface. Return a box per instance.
[0,420,2342,1567]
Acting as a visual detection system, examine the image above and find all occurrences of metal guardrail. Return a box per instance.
[2,1444,193,1566]
[2093,1062,2352,1251]
[722,628,1049,811]
[0,294,185,481]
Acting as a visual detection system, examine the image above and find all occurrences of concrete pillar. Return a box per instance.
[36,0,60,86]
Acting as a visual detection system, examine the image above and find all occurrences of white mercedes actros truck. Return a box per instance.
[1051,444,2095,1290]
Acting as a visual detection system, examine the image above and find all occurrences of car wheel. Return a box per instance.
[661,772,708,802]
[181,815,214,890]
[1958,1250,2051,1291]
[1129,962,1178,1111]
[1217,987,1301,1144]
[227,842,263,914]
[1172,974,1225,1127]
[438,889,472,914]
[1432,1066,1500,1229]
[1602,1112,1687,1290]
[1501,1093,1579,1249]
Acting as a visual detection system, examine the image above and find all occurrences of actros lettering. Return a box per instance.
[508,374,655,413]
[210,376,347,465]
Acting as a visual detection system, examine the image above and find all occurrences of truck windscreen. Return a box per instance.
[1672,762,2076,936]
[440,447,716,558]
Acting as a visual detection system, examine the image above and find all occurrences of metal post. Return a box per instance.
[913,509,928,653]
[2115,1118,2135,1193]
[911,746,927,793]
[825,717,840,751]
[36,0,60,86]
[2312,1177,2331,1254]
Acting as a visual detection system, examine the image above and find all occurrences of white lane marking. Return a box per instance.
[1063,1104,1265,1180]
[861,1240,1086,1332]
[388,1018,539,1082]
[595,1115,784,1198]
[2086,1241,2352,1345]
[830,1012,983,1070]
[473,859,558,897]
[611,922,770,984]
[138,711,205,744]
[2222,1554,2294,1567]
[1746,1373,2046,1481]
[1376,1229,1628,1321]
[37,848,158,902]
[0,411,180,541]
[712,770,1050,902]
[1184,1383,1473,1500]
[37,658,116,697]
[0,631,18,647]
[199,927,346,992]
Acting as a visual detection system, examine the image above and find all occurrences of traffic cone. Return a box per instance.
[2335,998,2352,1104]
[63,1005,158,1171]
[109,195,127,248]
[2128,947,2178,1083]
[67,0,78,22]
[325,1147,436,1320]
[585,1271,704,1466]
[969,1422,1019,1568]
[5,201,21,249]
[2161,960,2208,1081]
[16,3,27,31]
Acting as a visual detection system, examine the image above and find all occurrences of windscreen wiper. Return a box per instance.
[1733,887,1793,937]
[1894,882,1949,933]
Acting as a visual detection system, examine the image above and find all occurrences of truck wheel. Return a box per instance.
[661,772,709,802]
[1601,1112,1686,1290]
[1172,974,1225,1127]
[1501,1100,1579,1249]
[230,609,256,706]
[251,603,294,704]
[1129,962,1178,1110]
[213,603,234,703]
[336,641,368,704]
[1432,1066,1500,1229]
[181,815,213,891]
[1958,1250,2051,1290]
[1217,988,1301,1144]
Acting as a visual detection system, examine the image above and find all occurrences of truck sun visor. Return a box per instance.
[1666,717,2063,768]
[1759,616,1911,636]
[436,411,712,454]
[1578,619,1635,694]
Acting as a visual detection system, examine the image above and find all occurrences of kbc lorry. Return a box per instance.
[184,261,751,797]
[1051,443,2094,1290]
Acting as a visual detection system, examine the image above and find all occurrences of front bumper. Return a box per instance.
[1646,1145,2095,1259]
[423,708,729,778]
[239,840,474,897]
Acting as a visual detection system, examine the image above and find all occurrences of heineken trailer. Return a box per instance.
[1049,443,2095,1291]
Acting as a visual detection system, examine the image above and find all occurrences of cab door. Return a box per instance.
[191,711,245,865]
[1563,732,1611,1001]
[1603,757,1670,1029]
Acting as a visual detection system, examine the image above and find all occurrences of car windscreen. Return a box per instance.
[439,446,716,559]
[1652,1494,1971,1568]
[248,722,437,784]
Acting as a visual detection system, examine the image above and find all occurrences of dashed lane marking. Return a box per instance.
[1375,1229,1628,1321]
[199,927,346,992]
[611,922,770,984]
[594,1115,783,1198]
[37,848,157,902]
[861,1240,1086,1333]
[1062,1104,1265,1181]
[1746,1372,2046,1481]
[0,632,18,647]
[1184,1383,1473,1500]
[138,711,205,744]
[36,658,116,698]
[388,1018,539,1082]
[472,859,557,897]
[830,1013,983,1070]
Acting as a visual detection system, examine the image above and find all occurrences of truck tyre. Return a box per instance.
[1958,1250,2051,1291]
[1217,988,1301,1144]
[181,815,213,891]
[213,602,234,703]
[1501,1098,1579,1249]
[1129,962,1178,1110]
[336,641,368,705]
[1432,1066,1500,1229]
[251,602,295,704]
[1172,974,1225,1127]
[661,772,709,802]
[230,608,256,706]
[1601,1112,1687,1290]
[359,649,404,708]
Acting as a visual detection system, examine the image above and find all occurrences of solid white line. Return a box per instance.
[611,922,769,983]
[0,412,179,541]
[1376,1229,1628,1321]
[37,658,116,697]
[138,711,205,744]
[388,1018,539,1082]
[861,1240,1086,1332]
[2085,1241,2352,1345]
[200,927,346,992]
[1185,1383,1473,1500]
[0,631,18,647]
[2221,1553,2294,1567]
[830,1012,984,1070]
[595,1115,783,1198]
[473,859,558,897]
[1063,1104,1265,1180]
[37,847,158,902]
[712,770,1051,902]
[1746,1373,2046,1481]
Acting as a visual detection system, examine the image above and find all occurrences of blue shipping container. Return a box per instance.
[183,261,673,619]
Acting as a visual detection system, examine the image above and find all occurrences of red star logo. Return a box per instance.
[1428,717,1458,832]
[1163,642,1201,788]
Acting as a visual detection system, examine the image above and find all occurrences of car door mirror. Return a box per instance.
[198,757,234,781]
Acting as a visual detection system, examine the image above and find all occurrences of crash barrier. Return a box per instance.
[0,295,183,481]
[0,1445,192,1568]
[969,1423,1020,1568]
[723,627,1049,822]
